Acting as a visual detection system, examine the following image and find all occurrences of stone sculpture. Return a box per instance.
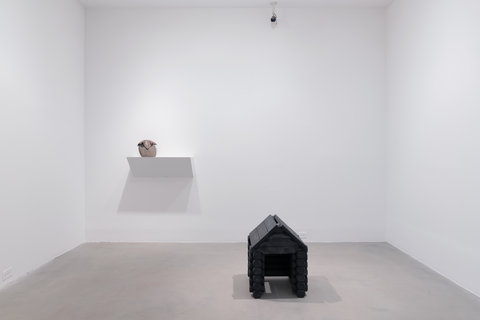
[138,140,157,157]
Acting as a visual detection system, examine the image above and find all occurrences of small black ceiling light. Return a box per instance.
[270,1,278,24]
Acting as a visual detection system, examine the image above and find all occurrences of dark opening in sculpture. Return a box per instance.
[247,215,308,299]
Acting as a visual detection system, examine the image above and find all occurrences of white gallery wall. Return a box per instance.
[386,0,480,296]
[85,8,387,242]
[0,0,85,288]
[1,0,479,300]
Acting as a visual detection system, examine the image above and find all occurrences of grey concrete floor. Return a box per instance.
[1,243,479,320]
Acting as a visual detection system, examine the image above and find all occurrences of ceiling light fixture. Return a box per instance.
[270,1,278,25]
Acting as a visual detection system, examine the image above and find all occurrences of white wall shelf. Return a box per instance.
[127,157,193,177]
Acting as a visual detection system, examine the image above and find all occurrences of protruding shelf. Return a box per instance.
[127,157,193,177]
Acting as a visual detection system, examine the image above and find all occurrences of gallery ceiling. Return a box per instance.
[79,0,394,8]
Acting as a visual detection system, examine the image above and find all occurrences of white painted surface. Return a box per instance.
[127,157,194,177]
[0,0,478,301]
[0,0,85,289]
[386,0,480,297]
[85,8,387,242]
[80,0,393,9]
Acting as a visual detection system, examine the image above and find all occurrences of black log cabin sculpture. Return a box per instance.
[248,215,308,299]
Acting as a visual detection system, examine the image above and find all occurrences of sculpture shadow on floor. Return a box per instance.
[117,172,201,214]
[232,274,342,303]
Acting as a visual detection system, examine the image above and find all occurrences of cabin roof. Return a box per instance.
[248,215,307,250]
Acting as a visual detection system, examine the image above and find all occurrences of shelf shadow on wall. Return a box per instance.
[232,274,341,303]
[117,172,201,214]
